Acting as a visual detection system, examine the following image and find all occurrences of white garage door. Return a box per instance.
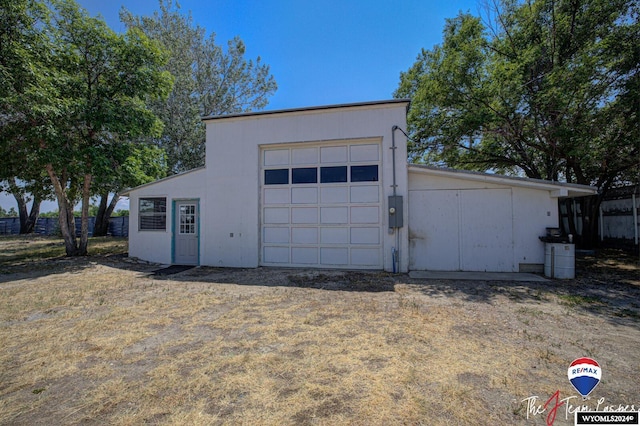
[409,188,514,272]
[261,142,383,268]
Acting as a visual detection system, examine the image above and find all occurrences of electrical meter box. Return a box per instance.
[388,195,404,228]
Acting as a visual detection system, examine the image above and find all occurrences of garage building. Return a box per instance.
[125,100,595,272]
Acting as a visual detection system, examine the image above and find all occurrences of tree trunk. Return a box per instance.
[78,173,92,255]
[583,194,604,249]
[7,178,41,234]
[559,195,605,249]
[23,192,41,234]
[45,164,79,256]
[93,192,119,237]
[560,198,578,240]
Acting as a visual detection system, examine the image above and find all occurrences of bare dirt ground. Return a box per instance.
[0,236,638,425]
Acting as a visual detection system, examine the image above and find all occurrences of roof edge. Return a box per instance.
[202,99,411,122]
[121,166,206,196]
[408,164,597,196]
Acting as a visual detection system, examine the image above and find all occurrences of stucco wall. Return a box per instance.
[128,169,207,265]
[408,169,560,271]
[203,103,410,271]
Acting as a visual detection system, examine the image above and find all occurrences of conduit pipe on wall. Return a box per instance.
[391,125,400,273]
[391,125,399,197]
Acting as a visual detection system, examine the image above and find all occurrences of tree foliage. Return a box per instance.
[0,206,18,218]
[92,142,166,236]
[396,0,639,245]
[0,0,54,232]
[120,0,278,173]
[0,0,172,254]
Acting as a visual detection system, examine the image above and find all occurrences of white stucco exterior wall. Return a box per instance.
[408,167,565,272]
[204,102,410,271]
[127,168,207,265]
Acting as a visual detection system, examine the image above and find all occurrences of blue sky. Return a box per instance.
[78,0,480,110]
[1,0,479,212]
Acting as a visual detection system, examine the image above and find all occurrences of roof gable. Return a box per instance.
[121,167,206,196]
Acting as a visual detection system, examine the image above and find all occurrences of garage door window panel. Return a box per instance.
[292,167,317,184]
[265,169,289,185]
[351,165,378,182]
[321,166,347,183]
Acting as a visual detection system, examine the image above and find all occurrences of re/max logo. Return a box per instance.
[571,367,599,375]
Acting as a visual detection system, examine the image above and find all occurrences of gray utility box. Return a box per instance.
[388,195,404,228]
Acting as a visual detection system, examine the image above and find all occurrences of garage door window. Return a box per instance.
[320,166,347,183]
[265,169,289,185]
[351,165,378,182]
[292,167,317,184]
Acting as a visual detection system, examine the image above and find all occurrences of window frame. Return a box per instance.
[139,197,167,231]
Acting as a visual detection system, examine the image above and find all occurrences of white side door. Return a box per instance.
[174,200,199,265]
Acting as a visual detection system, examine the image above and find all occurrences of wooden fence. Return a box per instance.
[559,185,639,250]
[599,186,639,248]
[0,216,129,237]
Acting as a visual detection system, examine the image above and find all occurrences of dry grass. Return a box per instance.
[0,235,128,270]
[1,238,639,425]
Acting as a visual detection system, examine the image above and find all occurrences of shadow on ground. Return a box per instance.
[175,267,398,292]
[2,249,638,327]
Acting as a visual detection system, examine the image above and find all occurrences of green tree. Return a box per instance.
[396,0,639,246]
[92,142,166,236]
[44,0,172,255]
[1,177,50,233]
[0,0,54,233]
[1,0,172,255]
[121,0,277,174]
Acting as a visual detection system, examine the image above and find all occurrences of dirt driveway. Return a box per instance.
[1,245,638,425]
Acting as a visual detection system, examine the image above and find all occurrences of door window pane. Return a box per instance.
[179,204,196,234]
